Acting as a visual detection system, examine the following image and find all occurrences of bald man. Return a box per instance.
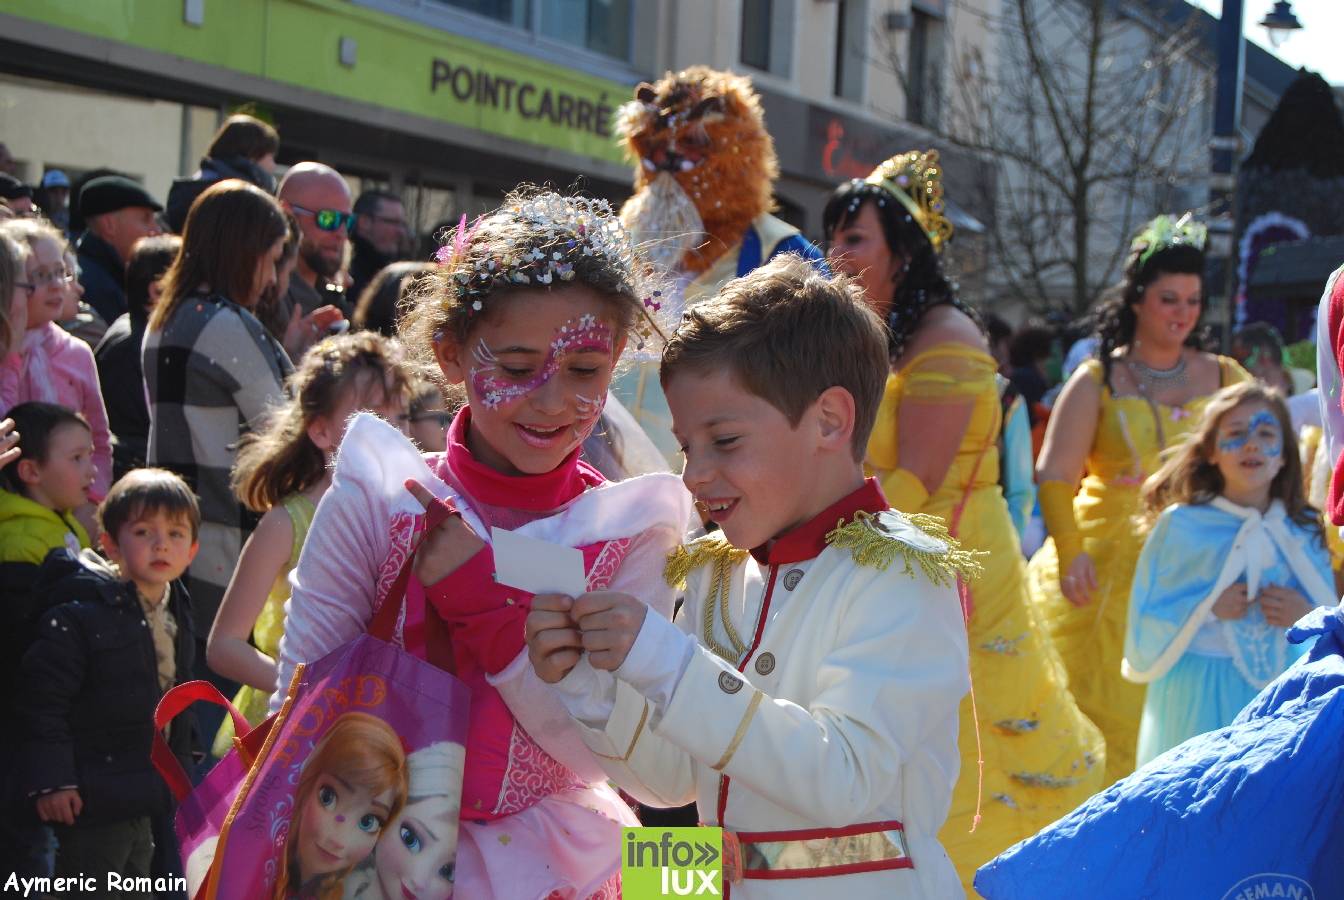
[277,162,353,355]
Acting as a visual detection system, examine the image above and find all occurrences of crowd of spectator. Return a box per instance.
[0,117,458,894]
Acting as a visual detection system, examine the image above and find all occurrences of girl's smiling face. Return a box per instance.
[1210,400,1284,503]
[1131,272,1202,349]
[434,286,625,476]
[296,773,395,880]
[375,795,459,900]
[25,236,68,330]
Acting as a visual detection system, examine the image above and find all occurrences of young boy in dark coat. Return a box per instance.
[14,468,201,892]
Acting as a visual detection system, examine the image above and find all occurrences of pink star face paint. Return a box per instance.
[470,314,614,412]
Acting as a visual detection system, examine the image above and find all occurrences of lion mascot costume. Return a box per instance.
[610,66,827,462]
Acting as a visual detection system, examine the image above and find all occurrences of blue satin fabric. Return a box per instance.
[975,605,1344,899]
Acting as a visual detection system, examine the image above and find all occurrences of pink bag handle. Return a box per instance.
[152,681,251,803]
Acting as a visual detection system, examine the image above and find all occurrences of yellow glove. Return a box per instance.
[880,467,930,514]
[1038,479,1084,575]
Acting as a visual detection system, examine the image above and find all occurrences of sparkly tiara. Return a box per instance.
[864,149,955,254]
[434,190,669,352]
[1132,213,1207,270]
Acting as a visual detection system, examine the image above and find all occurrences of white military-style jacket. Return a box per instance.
[554,482,974,899]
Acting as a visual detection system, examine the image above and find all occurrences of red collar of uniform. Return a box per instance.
[750,478,888,566]
[446,406,604,511]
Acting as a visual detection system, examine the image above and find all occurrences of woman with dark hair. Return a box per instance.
[145,179,293,640]
[824,151,1104,893]
[351,260,433,337]
[1028,215,1250,787]
[165,114,281,233]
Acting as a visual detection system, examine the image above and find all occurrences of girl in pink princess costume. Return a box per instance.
[274,190,693,900]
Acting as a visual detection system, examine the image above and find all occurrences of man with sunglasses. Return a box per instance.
[276,162,353,355]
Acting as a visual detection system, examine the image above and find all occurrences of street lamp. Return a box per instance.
[1259,1,1303,48]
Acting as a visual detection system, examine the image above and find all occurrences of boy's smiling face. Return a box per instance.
[668,367,849,551]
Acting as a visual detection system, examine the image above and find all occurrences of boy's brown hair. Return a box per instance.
[98,468,202,543]
[1,402,90,499]
[660,253,889,460]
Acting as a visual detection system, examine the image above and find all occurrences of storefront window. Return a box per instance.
[430,0,529,29]
[539,0,631,59]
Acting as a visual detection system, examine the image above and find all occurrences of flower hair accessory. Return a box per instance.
[865,149,955,254]
[1132,213,1207,270]
[431,188,672,355]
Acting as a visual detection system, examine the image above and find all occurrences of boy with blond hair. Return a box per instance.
[527,254,975,899]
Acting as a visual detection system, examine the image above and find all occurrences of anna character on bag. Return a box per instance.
[273,713,409,900]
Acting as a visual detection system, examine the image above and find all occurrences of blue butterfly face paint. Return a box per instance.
[1217,408,1282,458]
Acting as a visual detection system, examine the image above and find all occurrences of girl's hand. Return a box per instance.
[1212,583,1251,620]
[1258,584,1314,628]
[526,593,584,683]
[405,479,485,587]
[1061,552,1098,607]
[572,591,648,672]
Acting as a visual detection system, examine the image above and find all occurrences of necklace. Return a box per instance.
[1128,351,1188,394]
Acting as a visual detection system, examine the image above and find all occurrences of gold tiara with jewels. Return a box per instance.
[865,149,954,254]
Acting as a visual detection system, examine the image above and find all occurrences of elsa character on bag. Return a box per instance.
[1123,382,1337,766]
[273,713,409,900]
[273,189,692,900]
[343,742,468,900]
[208,332,414,755]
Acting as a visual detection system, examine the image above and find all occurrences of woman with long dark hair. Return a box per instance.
[1027,215,1250,786]
[824,151,1103,894]
[145,179,293,638]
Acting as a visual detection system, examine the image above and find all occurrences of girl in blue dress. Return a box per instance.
[1123,381,1335,765]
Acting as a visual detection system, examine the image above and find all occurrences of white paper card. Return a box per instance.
[491,526,588,598]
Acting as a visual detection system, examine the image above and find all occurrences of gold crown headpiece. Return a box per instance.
[1131,213,1207,270]
[865,149,954,254]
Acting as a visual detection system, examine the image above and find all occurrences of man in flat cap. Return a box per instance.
[76,175,164,329]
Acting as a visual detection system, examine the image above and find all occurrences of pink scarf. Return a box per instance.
[20,325,61,404]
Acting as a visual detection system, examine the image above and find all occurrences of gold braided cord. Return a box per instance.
[664,534,749,588]
[665,535,752,663]
[704,552,749,661]
[825,510,984,587]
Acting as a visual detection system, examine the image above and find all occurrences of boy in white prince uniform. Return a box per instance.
[527,255,974,899]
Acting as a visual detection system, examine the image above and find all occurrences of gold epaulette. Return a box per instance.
[825,510,984,587]
[664,533,750,588]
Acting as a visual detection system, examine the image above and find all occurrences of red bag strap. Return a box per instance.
[368,495,459,676]
[151,680,250,803]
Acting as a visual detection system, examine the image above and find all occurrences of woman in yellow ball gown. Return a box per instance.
[824,151,1104,897]
[1028,215,1249,787]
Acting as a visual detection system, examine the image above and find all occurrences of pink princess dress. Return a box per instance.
[274,409,693,900]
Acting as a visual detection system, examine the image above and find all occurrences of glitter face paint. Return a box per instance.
[470,314,613,411]
[1217,408,1282,458]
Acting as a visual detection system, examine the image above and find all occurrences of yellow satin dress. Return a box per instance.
[1026,356,1249,786]
[210,493,315,757]
[868,343,1105,897]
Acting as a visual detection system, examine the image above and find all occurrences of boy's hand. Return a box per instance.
[35,789,81,825]
[526,594,583,683]
[1212,583,1251,620]
[1259,584,1314,628]
[572,591,648,672]
[405,480,485,587]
